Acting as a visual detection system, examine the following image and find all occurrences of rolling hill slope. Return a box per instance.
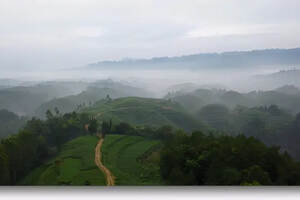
[34,80,152,118]
[19,134,163,186]
[34,87,129,118]
[83,97,206,131]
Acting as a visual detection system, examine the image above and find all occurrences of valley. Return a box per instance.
[2,57,300,186]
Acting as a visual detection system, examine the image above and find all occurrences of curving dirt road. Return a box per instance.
[95,137,115,186]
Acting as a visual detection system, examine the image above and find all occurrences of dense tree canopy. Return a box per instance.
[160,132,300,185]
[0,110,92,185]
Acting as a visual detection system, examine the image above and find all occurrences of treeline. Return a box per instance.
[2,108,300,186]
[91,119,174,140]
[197,104,291,136]
[196,104,300,160]
[0,110,91,185]
[0,109,27,139]
[160,131,300,185]
[98,119,300,185]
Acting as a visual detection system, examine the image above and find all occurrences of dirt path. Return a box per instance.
[95,137,115,186]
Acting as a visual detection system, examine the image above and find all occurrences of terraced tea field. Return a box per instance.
[19,136,106,185]
[19,134,162,186]
[101,134,162,185]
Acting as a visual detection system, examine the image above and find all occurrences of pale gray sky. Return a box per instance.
[1,0,300,70]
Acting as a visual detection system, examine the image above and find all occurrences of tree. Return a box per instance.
[156,125,174,140]
[242,117,265,138]
[241,165,271,185]
[102,120,112,138]
[268,105,281,115]
[88,119,98,135]
[115,122,134,135]
[0,110,102,185]
[160,131,300,185]
[0,145,10,185]
[106,94,112,102]
[54,107,60,115]
[1,136,21,184]
[198,104,230,131]
[46,110,53,120]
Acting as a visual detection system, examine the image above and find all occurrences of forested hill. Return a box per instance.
[165,85,300,115]
[87,48,300,70]
[34,81,152,118]
[0,82,88,116]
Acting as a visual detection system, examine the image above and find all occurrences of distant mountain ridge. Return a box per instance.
[250,69,300,90]
[87,47,300,70]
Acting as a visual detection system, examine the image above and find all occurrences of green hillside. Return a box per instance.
[101,134,162,185]
[34,87,126,118]
[19,136,106,185]
[83,97,205,131]
[19,134,163,186]
[18,135,161,185]
[34,85,152,118]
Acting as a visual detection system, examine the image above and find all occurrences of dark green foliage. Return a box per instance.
[0,109,27,138]
[241,165,271,185]
[197,104,230,132]
[195,103,300,161]
[109,121,175,141]
[0,145,10,184]
[160,132,300,185]
[0,110,90,185]
[88,119,98,135]
[275,112,300,160]
[101,120,112,138]
[0,130,46,184]
[154,125,174,140]
[114,122,135,135]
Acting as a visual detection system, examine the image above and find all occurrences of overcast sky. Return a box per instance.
[1,0,300,70]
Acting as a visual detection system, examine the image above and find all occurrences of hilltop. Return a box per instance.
[34,80,152,118]
[251,69,300,89]
[83,97,205,132]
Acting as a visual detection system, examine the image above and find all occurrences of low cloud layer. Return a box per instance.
[1,0,300,70]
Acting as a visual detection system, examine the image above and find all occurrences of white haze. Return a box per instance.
[1,0,300,70]
[0,65,287,97]
[1,0,300,96]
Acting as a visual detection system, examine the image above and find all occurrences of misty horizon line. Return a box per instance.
[88,46,300,64]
